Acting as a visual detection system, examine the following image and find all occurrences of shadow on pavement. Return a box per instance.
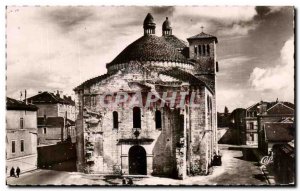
[253,174,266,182]
[227,147,243,151]
[41,159,77,172]
[234,148,258,162]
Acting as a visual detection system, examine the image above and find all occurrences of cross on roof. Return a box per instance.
[200,26,204,32]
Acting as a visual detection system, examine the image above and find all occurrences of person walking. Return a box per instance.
[127,178,133,185]
[10,167,15,177]
[122,177,127,185]
[16,167,20,178]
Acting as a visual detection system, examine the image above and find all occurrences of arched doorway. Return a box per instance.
[129,145,147,175]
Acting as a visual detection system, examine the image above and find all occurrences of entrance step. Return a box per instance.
[123,174,150,178]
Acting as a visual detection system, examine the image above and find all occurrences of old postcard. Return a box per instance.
[6,6,295,186]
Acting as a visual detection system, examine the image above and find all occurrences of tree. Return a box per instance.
[224,106,229,115]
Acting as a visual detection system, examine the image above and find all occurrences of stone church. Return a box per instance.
[74,13,219,179]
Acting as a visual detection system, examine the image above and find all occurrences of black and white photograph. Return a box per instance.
[5,5,295,186]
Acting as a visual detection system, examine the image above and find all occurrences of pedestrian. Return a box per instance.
[127,178,133,185]
[122,177,127,185]
[16,167,21,178]
[10,167,15,177]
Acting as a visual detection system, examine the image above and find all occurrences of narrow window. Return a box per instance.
[202,44,206,55]
[20,117,24,129]
[194,45,197,55]
[12,141,16,153]
[155,110,162,129]
[133,107,141,129]
[43,128,47,134]
[207,96,210,112]
[250,134,254,141]
[113,111,118,129]
[249,122,254,130]
[21,140,24,152]
[179,114,184,132]
[207,44,210,55]
[92,96,97,106]
[198,45,202,56]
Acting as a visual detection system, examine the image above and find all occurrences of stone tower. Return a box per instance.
[187,30,219,158]
[187,31,218,91]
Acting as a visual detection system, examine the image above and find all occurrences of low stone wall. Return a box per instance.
[218,128,240,145]
[37,142,76,168]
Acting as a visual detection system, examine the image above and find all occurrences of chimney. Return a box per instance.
[56,90,60,98]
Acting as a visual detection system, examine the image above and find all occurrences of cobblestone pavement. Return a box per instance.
[7,144,268,186]
[134,144,268,185]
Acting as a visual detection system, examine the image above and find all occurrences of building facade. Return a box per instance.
[273,141,295,184]
[228,108,246,145]
[6,97,38,176]
[261,122,294,155]
[257,101,294,151]
[74,13,219,179]
[37,117,76,145]
[245,100,294,147]
[26,91,76,145]
[26,91,76,121]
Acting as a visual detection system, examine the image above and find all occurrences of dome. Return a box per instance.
[162,17,172,31]
[108,35,188,66]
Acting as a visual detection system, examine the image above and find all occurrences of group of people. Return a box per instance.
[122,177,134,185]
[10,167,21,178]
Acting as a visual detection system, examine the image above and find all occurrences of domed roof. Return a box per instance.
[163,35,188,49]
[108,35,188,66]
[143,13,156,29]
[162,17,172,31]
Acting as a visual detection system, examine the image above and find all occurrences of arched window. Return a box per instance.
[207,44,210,55]
[198,45,202,56]
[113,111,118,129]
[207,96,210,112]
[202,44,206,55]
[155,110,162,129]
[179,114,184,132]
[133,107,141,129]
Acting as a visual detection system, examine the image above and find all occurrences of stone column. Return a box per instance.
[121,154,129,175]
[146,154,153,175]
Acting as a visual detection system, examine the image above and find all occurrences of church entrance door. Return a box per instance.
[128,145,147,175]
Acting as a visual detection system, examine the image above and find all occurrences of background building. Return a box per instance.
[261,122,294,154]
[26,91,76,121]
[245,100,294,147]
[273,141,295,184]
[74,13,219,179]
[257,101,294,150]
[26,91,76,145]
[37,117,76,145]
[6,97,38,176]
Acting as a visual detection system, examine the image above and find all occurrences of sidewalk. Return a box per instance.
[6,168,41,181]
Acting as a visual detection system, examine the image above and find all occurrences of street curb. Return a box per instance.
[260,166,275,185]
[251,149,275,185]
[6,168,40,179]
